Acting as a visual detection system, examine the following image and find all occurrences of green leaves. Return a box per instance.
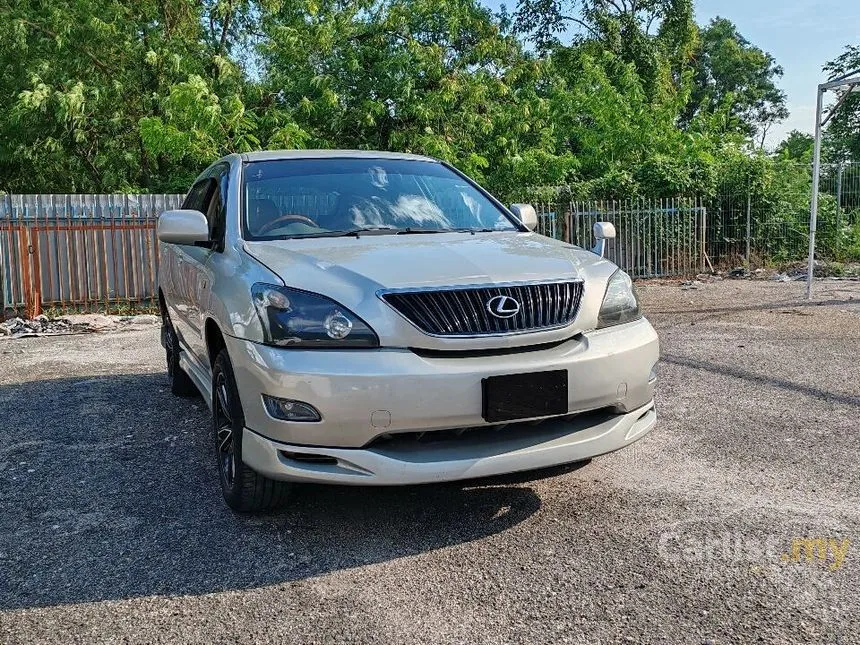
[822,45,860,162]
[0,0,817,205]
[257,0,549,187]
[683,18,788,146]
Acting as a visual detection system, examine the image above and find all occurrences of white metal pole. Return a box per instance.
[806,86,825,300]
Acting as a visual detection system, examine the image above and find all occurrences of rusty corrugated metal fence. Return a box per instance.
[0,194,183,317]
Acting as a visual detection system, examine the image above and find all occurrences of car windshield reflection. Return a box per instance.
[242,158,518,240]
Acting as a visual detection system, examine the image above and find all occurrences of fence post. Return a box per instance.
[699,203,706,273]
[564,205,571,244]
[746,190,751,266]
[0,195,6,318]
[836,162,843,255]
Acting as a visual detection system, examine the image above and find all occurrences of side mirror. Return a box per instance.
[509,203,538,231]
[157,209,209,246]
[592,221,616,257]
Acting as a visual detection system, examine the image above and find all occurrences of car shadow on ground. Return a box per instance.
[661,354,860,408]
[644,296,859,317]
[0,372,578,610]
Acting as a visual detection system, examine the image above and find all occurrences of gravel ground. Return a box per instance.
[0,279,858,644]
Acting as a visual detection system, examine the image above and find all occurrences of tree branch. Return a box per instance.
[219,0,235,54]
[559,15,601,39]
[607,0,626,16]
[758,123,770,150]
[645,11,657,36]
[157,0,173,35]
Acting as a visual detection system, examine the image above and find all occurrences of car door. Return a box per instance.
[167,177,217,359]
[183,163,231,369]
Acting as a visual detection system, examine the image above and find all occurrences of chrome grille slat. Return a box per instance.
[398,297,433,333]
[564,282,577,320]
[536,284,545,328]
[472,288,493,331]
[427,292,454,333]
[553,282,562,324]
[381,281,583,337]
[409,293,445,334]
[460,289,482,331]
[558,283,565,324]
[571,282,584,320]
[525,284,536,328]
[443,290,468,334]
[542,284,551,325]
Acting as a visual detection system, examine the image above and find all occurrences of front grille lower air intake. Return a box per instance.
[380,280,584,337]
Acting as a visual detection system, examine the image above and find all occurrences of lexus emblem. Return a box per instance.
[486,295,521,319]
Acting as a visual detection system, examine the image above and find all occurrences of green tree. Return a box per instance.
[683,17,788,147]
[0,0,259,192]
[542,45,721,198]
[774,130,814,162]
[822,44,860,162]
[259,0,564,186]
[513,0,697,98]
[0,0,800,210]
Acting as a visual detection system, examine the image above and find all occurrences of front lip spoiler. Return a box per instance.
[241,400,656,486]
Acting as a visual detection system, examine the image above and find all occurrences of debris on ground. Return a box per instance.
[0,316,86,338]
[694,273,723,282]
[0,313,160,339]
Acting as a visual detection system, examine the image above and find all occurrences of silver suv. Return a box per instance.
[157,150,659,512]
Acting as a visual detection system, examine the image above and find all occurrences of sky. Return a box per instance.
[695,0,860,146]
[482,0,860,148]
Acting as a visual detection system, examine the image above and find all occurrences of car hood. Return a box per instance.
[242,231,619,349]
[243,231,609,292]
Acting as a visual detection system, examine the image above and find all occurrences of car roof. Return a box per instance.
[239,149,440,163]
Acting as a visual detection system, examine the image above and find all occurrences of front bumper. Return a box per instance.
[224,316,659,449]
[241,400,656,485]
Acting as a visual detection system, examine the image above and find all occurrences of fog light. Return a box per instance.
[263,395,321,422]
[649,364,658,383]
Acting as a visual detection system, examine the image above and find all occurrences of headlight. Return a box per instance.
[251,284,379,347]
[597,270,642,328]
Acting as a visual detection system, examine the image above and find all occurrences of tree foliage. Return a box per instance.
[822,44,860,163]
[683,17,788,148]
[0,0,828,203]
[0,0,257,192]
[774,130,814,162]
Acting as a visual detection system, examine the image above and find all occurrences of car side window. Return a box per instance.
[207,164,230,251]
[182,178,216,213]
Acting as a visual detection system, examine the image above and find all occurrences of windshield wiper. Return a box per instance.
[329,226,400,237]
[296,226,498,239]
[395,227,503,235]
[336,227,459,237]
[436,227,498,234]
[394,227,455,235]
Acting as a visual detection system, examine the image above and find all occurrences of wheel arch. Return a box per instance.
[205,318,227,367]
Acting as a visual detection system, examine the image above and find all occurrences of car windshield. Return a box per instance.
[241,158,518,240]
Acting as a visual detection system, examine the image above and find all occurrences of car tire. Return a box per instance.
[162,313,198,398]
[212,349,291,513]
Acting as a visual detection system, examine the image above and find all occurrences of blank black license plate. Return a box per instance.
[482,370,568,423]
